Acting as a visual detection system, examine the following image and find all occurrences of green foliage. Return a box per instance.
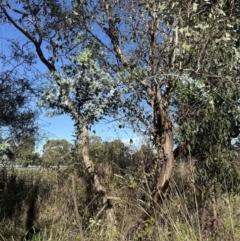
[0,141,13,163]
[70,0,240,158]
[39,48,120,126]
[89,135,105,163]
[1,0,240,238]
[87,136,135,175]
[175,74,240,193]
[0,72,38,142]
[42,139,73,166]
[134,218,155,241]
[12,134,38,166]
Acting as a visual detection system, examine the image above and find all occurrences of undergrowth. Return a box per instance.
[0,163,240,241]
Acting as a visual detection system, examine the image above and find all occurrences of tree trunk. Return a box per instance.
[81,125,117,228]
[153,90,174,203]
[156,121,174,198]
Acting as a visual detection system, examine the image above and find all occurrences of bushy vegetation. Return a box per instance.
[1,154,240,241]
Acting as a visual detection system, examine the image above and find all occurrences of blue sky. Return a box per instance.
[37,114,140,152]
[0,18,140,152]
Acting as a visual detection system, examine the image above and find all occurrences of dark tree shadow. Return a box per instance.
[0,168,51,240]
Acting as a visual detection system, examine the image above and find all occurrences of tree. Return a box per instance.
[42,139,72,166]
[71,0,240,203]
[133,144,156,176]
[2,0,240,237]
[174,74,240,229]
[0,139,14,163]
[103,139,133,173]
[0,30,39,164]
[0,0,118,228]
[11,134,36,166]
[0,65,38,143]
[89,135,105,162]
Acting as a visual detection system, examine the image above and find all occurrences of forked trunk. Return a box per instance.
[81,125,117,228]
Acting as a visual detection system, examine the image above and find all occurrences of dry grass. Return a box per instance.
[0,164,240,241]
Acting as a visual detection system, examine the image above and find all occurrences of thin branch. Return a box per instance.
[0,3,37,44]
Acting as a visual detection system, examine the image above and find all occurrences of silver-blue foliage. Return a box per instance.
[39,53,120,126]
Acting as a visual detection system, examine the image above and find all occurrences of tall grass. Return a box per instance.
[0,163,240,241]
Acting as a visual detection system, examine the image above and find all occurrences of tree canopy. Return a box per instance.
[42,139,72,166]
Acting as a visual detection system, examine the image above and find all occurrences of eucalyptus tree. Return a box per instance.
[42,139,73,166]
[2,0,240,236]
[72,0,240,204]
[13,134,36,166]
[0,0,119,227]
[174,75,240,228]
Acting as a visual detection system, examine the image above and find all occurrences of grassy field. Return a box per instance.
[0,164,240,241]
